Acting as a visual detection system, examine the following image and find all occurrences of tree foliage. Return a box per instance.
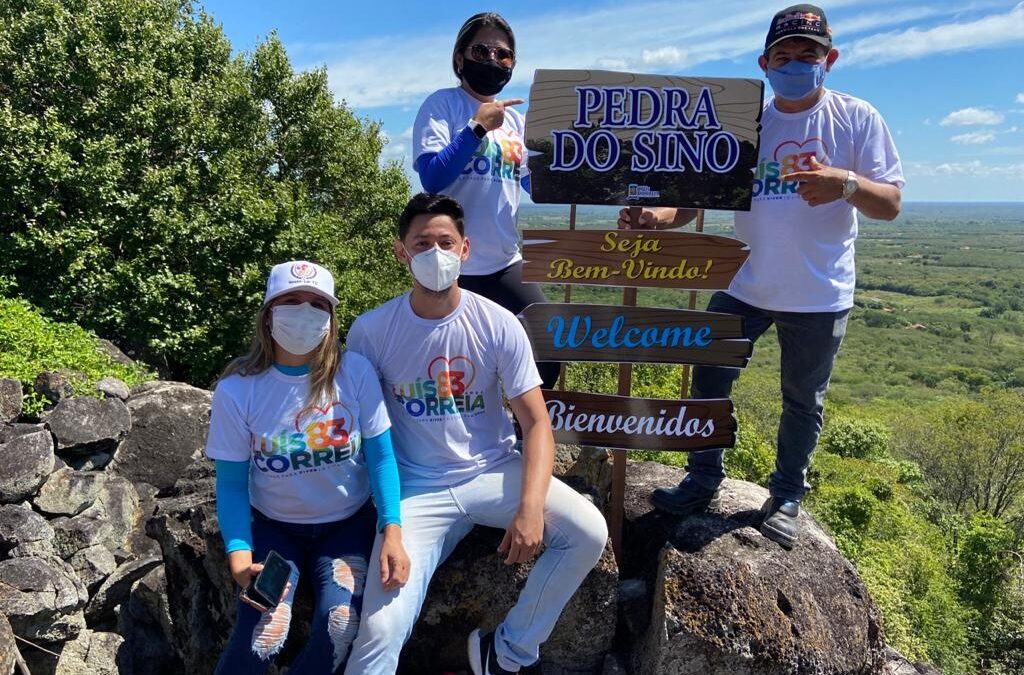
[0,0,409,384]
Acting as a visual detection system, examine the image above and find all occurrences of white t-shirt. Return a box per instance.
[347,290,542,487]
[413,86,526,276]
[205,351,391,524]
[730,89,904,312]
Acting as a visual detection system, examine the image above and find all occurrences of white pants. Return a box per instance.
[344,455,609,673]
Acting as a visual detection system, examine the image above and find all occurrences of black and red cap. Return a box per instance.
[765,4,832,53]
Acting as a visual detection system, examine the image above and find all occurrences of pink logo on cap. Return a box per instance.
[290,263,317,280]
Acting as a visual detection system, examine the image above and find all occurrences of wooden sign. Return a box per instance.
[542,390,736,451]
[525,69,763,210]
[522,229,749,290]
[520,303,751,367]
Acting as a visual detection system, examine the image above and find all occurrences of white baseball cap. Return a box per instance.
[263,261,339,307]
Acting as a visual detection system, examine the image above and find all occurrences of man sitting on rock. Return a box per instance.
[344,192,608,675]
[628,4,904,548]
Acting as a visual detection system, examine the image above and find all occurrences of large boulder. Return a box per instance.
[117,566,181,674]
[33,371,77,406]
[95,377,130,401]
[0,379,22,424]
[84,556,163,626]
[54,629,126,675]
[399,526,618,674]
[34,467,106,516]
[69,545,118,594]
[48,474,143,560]
[43,396,131,455]
[625,462,885,675]
[111,382,211,491]
[0,555,88,643]
[0,427,55,503]
[0,503,56,558]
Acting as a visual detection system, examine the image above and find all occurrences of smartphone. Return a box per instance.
[240,550,291,612]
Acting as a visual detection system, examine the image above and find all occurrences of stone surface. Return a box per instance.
[96,339,134,367]
[0,555,87,643]
[69,545,118,594]
[95,376,130,401]
[85,556,162,625]
[0,427,55,503]
[34,467,105,516]
[117,566,181,674]
[0,422,45,444]
[0,503,55,558]
[626,462,885,675]
[49,474,142,559]
[0,379,22,425]
[0,611,18,675]
[44,396,131,455]
[54,629,126,675]
[33,371,78,405]
[111,382,211,491]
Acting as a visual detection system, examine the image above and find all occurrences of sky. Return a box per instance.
[202,0,1024,202]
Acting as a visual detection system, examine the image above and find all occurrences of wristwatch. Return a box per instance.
[468,118,487,140]
[842,170,860,201]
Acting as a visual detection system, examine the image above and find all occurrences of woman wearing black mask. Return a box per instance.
[412,12,560,389]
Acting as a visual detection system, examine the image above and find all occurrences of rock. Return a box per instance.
[96,339,134,367]
[0,427,55,503]
[0,503,56,558]
[111,382,211,491]
[33,371,77,405]
[399,525,618,674]
[84,556,162,626]
[43,396,131,455]
[628,464,885,675]
[0,422,45,444]
[69,545,118,594]
[96,376,130,401]
[117,566,181,673]
[34,467,105,516]
[0,379,22,424]
[54,629,126,675]
[49,474,143,559]
[0,612,18,675]
[0,555,87,643]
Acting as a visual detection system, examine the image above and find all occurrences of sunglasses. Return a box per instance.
[468,43,515,68]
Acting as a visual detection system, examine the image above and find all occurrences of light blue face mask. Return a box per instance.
[766,60,827,101]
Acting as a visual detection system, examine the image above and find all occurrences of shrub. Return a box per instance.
[819,415,891,460]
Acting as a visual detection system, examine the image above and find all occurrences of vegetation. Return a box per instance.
[0,0,409,386]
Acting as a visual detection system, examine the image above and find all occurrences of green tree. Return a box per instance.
[0,0,409,384]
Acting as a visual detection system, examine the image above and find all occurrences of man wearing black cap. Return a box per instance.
[638,4,904,548]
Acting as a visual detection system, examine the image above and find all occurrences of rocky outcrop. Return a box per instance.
[625,461,886,675]
[0,503,55,559]
[0,427,54,503]
[110,382,211,491]
[0,379,22,424]
[0,555,88,643]
[54,628,126,675]
[44,397,131,455]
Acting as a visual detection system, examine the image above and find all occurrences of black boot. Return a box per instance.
[650,476,721,515]
[759,496,801,549]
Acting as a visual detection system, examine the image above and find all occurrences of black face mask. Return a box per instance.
[460,58,512,97]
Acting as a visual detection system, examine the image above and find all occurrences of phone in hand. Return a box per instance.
[240,550,291,612]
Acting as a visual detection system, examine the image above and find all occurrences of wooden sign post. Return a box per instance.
[523,69,763,560]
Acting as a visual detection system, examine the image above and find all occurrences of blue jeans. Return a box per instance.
[686,292,850,502]
[215,501,376,675]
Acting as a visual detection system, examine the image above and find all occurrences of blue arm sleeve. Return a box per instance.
[215,459,253,553]
[415,125,481,193]
[363,429,402,531]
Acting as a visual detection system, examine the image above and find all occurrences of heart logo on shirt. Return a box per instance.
[427,355,477,392]
[294,400,354,437]
[773,137,830,167]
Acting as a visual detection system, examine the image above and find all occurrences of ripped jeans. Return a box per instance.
[215,501,376,675]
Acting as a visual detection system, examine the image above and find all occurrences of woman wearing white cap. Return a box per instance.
[205,260,408,674]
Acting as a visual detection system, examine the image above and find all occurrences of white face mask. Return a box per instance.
[406,244,462,292]
[270,303,331,355]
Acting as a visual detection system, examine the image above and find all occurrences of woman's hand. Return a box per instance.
[228,549,263,588]
[379,524,410,591]
[475,99,524,131]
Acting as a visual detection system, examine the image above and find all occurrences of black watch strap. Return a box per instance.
[469,119,487,139]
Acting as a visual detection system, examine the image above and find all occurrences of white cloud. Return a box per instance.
[908,160,1024,178]
[1017,92,1024,104]
[951,131,996,144]
[642,46,686,66]
[379,125,413,163]
[843,3,1024,66]
[940,107,1005,126]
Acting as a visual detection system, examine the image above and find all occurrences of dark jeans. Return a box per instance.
[686,292,850,502]
[460,260,561,389]
[215,501,376,675]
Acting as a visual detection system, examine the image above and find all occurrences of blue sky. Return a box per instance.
[203,0,1024,202]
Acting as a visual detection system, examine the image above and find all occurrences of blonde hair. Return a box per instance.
[220,301,342,407]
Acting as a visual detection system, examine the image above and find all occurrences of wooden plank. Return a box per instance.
[519,303,751,367]
[542,389,736,452]
[522,229,749,290]
[525,69,764,210]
